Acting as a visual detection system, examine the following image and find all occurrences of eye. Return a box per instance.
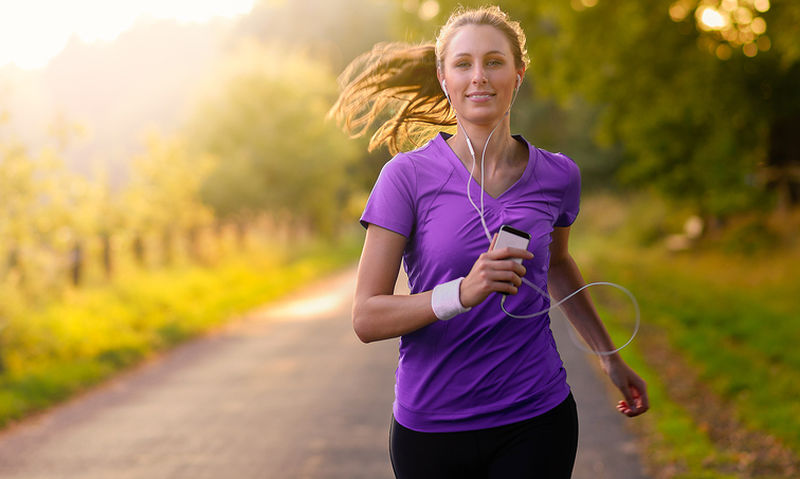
[487,59,503,67]
[455,61,471,69]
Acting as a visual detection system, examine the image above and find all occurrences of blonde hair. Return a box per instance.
[329,5,529,154]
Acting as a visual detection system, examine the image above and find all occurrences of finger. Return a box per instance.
[490,246,533,261]
[617,401,636,417]
[633,383,649,412]
[621,386,638,414]
[468,269,518,295]
[488,233,498,252]
[619,390,649,417]
[512,262,527,279]
[487,259,526,279]
[479,270,520,292]
[618,399,640,417]
[507,247,534,260]
[497,281,519,295]
[489,269,524,287]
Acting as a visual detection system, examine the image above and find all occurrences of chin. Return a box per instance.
[460,110,506,126]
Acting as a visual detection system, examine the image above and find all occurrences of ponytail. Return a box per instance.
[328,42,454,155]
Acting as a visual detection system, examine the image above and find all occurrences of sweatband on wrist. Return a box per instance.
[431,277,471,321]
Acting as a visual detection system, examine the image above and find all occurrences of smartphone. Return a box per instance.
[493,225,531,263]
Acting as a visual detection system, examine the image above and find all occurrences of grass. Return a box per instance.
[0,234,363,428]
[570,193,800,478]
[2,194,798,478]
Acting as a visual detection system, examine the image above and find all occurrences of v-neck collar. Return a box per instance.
[434,132,534,201]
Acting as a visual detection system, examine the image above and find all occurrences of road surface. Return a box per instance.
[0,267,648,478]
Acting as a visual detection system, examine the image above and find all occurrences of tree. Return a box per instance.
[238,0,395,73]
[408,0,800,216]
[0,138,98,288]
[0,141,37,282]
[123,134,216,263]
[186,41,361,236]
[535,0,800,216]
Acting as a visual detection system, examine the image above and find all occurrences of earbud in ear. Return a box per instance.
[441,79,450,101]
[516,74,521,89]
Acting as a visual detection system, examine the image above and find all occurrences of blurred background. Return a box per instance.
[0,1,798,477]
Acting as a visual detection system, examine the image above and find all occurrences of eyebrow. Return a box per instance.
[452,50,508,58]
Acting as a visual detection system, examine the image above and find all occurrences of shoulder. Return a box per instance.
[403,133,452,169]
[533,146,579,177]
[528,145,580,189]
[377,134,452,183]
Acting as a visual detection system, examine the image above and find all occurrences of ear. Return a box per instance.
[437,69,446,93]
[516,68,526,89]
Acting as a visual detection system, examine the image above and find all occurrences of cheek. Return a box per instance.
[444,71,469,89]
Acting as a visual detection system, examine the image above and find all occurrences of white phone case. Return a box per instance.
[494,226,531,264]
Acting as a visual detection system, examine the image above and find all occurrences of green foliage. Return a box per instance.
[595,324,741,478]
[0,236,362,427]
[240,0,395,72]
[0,139,101,293]
[620,254,800,445]
[398,0,800,216]
[187,42,361,235]
[572,194,800,476]
[123,133,215,234]
[531,0,799,216]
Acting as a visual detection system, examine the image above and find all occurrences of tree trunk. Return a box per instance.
[133,234,145,267]
[101,232,113,279]
[162,229,173,265]
[70,240,84,286]
[767,115,800,212]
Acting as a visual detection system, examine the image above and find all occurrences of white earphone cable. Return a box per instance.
[443,74,639,356]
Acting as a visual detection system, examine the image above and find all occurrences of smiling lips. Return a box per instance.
[466,91,495,101]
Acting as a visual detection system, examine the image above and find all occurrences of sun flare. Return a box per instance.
[0,0,256,70]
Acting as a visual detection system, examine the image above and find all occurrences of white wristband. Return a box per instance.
[431,277,471,321]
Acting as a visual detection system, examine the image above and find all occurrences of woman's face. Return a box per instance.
[439,24,523,128]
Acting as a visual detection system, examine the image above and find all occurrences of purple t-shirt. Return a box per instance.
[360,132,580,433]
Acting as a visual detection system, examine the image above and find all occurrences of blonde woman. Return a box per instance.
[331,6,648,478]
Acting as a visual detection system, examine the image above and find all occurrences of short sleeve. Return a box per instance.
[554,157,581,227]
[360,156,417,237]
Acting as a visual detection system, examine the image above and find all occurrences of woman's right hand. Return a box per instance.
[460,234,533,308]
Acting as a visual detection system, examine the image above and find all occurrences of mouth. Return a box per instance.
[466,92,495,100]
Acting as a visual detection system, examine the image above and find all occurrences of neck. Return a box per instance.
[450,118,515,171]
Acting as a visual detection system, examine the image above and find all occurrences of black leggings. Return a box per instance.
[389,393,578,479]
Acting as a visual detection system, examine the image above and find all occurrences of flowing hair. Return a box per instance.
[328,5,529,155]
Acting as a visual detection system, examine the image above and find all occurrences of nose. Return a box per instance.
[471,65,487,85]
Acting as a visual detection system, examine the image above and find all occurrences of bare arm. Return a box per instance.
[352,225,437,343]
[548,226,649,417]
[353,224,531,343]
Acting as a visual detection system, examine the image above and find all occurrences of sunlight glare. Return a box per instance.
[669,1,690,22]
[0,0,256,70]
[697,7,727,30]
[418,0,440,21]
[750,17,767,34]
[734,6,753,25]
[715,43,732,60]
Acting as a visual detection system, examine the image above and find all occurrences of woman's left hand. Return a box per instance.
[604,357,650,417]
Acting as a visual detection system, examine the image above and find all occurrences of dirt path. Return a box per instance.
[550,307,649,478]
[0,267,648,478]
